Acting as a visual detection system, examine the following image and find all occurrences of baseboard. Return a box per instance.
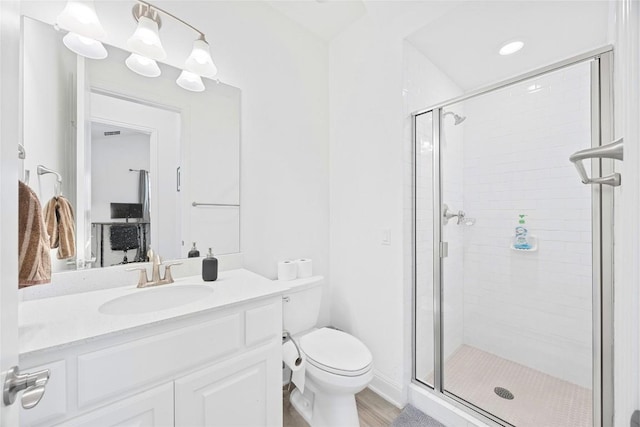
[408,383,490,427]
[368,371,406,409]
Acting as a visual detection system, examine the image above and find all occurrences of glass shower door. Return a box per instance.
[439,61,596,427]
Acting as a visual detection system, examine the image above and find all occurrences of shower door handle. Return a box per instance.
[569,138,623,186]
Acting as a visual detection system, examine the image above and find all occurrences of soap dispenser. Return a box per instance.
[188,242,200,258]
[202,248,218,282]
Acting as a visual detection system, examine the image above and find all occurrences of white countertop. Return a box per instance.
[19,269,290,356]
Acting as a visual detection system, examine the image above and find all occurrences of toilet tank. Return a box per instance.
[281,276,323,335]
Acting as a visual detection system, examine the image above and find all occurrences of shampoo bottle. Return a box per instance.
[514,214,532,249]
[188,242,200,258]
[202,248,218,282]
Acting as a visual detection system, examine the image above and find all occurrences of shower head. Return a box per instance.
[443,111,466,125]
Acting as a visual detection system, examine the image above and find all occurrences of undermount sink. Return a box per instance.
[99,285,214,315]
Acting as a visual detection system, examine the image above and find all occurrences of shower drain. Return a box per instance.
[494,387,515,400]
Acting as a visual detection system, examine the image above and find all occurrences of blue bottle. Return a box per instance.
[514,214,532,250]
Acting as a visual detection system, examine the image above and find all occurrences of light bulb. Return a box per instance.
[499,40,524,56]
[185,37,217,78]
[62,32,107,59]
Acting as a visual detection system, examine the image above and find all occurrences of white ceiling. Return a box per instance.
[264,0,366,41]
[407,1,611,91]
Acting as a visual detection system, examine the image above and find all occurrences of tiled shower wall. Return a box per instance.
[459,62,593,388]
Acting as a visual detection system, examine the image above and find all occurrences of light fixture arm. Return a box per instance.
[135,0,206,40]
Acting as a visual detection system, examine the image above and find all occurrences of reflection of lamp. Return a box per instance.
[62,32,108,59]
[127,4,166,60]
[56,0,108,59]
[125,53,161,77]
[176,70,205,92]
[185,36,218,78]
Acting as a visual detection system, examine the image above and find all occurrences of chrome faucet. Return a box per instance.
[126,249,182,288]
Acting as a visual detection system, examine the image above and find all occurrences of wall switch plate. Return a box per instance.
[382,229,391,245]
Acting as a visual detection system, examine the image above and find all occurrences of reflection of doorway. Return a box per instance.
[90,123,151,267]
[84,92,181,265]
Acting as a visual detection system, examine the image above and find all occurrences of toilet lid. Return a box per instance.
[300,328,373,375]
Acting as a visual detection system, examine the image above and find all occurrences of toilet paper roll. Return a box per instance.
[278,260,298,281]
[295,259,312,278]
[283,340,306,392]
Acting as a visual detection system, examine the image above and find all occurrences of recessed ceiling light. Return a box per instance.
[499,40,524,56]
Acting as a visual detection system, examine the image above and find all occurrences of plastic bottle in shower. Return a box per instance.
[514,214,532,249]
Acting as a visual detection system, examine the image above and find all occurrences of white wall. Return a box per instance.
[612,0,640,425]
[461,62,593,388]
[329,3,459,403]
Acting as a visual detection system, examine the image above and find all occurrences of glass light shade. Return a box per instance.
[127,15,166,60]
[185,39,218,78]
[56,0,106,39]
[125,53,161,78]
[176,70,205,92]
[62,32,107,59]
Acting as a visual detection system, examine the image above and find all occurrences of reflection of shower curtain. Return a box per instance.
[139,170,150,222]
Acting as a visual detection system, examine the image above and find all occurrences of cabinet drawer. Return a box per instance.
[77,313,241,407]
[20,360,66,427]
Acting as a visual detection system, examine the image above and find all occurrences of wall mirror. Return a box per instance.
[21,16,240,272]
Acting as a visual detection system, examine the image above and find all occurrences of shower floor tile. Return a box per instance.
[430,345,592,427]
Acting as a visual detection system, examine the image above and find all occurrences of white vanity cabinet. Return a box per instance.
[19,296,283,427]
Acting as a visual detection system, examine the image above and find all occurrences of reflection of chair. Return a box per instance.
[110,224,140,264]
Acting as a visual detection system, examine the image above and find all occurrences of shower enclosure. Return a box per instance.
[412,48,616,427]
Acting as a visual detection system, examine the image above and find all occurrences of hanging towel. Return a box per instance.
[43,195,76,259]
[138,170,150,222]
[19,181,51,287]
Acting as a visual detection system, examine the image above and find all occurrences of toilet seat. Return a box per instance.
[300,328,373,377]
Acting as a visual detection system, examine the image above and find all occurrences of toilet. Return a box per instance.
[282,276,373,427]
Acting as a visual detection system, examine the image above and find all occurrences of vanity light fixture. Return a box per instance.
[56,0,108,59]
[127,3,166,60]
[128,0,218,89]
[185,35,218,78]
[499,40,524,56]
[125,53,161,77]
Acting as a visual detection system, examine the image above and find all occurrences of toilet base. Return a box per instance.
[290,384,360,427]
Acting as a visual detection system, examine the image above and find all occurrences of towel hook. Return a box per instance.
[37,165,63,197]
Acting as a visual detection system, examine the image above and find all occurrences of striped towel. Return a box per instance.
[43,195,76,259]
[19,181,51,287]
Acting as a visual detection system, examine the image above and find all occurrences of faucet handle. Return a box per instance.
[126,266,149,287]
[162,262,182,284]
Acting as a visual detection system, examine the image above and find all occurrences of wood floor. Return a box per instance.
[283,386,402,427]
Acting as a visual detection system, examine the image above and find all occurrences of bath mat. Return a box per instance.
[391,404,447,427]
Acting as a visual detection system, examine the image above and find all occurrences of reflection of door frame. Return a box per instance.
[85,91,182,264]
[411,46,614,427]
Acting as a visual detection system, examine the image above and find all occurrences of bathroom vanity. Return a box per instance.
[18,269,287,426]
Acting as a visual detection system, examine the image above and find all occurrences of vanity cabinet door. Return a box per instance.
[175,344,281,426]
[54,383,173,427]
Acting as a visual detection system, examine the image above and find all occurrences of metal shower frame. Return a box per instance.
[411,45,615,427]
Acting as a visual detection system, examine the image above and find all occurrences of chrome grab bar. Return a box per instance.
[569,138,623,187]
